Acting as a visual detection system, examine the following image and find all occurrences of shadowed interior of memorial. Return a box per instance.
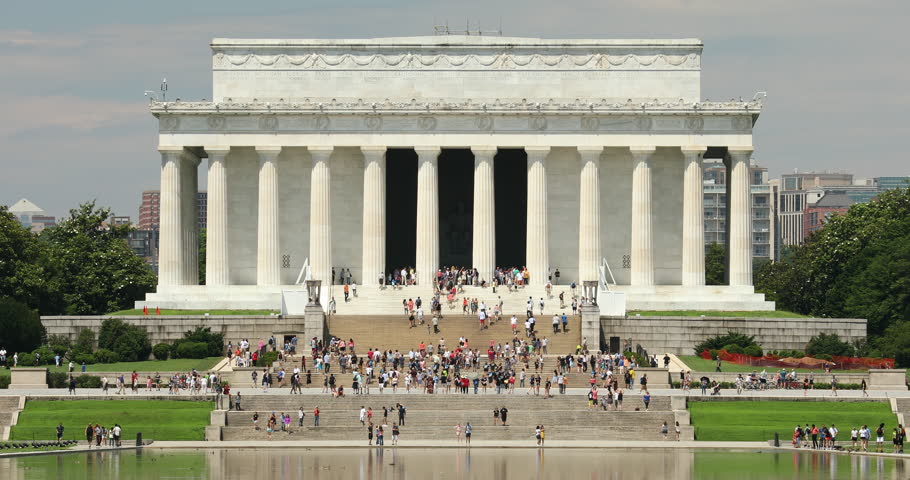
[494,148,528,269]
[385,148,417,272]
[439,149,474,268]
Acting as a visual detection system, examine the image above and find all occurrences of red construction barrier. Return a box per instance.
[699,349,894,370]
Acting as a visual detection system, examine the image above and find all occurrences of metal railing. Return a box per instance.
[599,258,617,292]
[294,258,312,285]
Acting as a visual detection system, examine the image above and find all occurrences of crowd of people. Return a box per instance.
[83,423,123,448]
[792,423,905,453]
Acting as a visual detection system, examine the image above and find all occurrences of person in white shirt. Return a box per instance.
[359,407,367,425]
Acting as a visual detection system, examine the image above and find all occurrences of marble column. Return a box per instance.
[157,147,184,286]
[361,146,387,286]
[525,147,550,286]
[630,147,656,287]
[180,151,200,286]
[471,146,497,284]
[577,147,603,282]
[415,147,441,286]
[205,147,230,286]
[309,146,334,286]
[681,146,707,286]
[728,147,754,286]
[256,147,282,286]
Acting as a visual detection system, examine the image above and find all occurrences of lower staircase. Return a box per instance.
[0,396,23,440]
[219,393,674,441]
[325,315,582,354]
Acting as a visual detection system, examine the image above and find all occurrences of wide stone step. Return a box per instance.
[235,396,670,410]
[221,424,673,441]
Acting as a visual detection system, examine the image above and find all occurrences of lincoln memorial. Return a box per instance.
[138,35,774,313]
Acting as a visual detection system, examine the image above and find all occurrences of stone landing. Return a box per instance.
[137,284,774,313]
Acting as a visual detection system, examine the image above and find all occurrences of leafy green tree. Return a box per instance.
[42,202,157,315]
[73,328,95,355]
[755,187,910,341]
[705,242,726,285]
[805,333,855,357]
[0,297,46,353]
[693,331,760,355]
[876,321,910,367]
[198,228,206,285]
[0,207,57,311]
[98,318,151,362]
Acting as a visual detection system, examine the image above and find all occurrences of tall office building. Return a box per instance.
[703,159,774,262]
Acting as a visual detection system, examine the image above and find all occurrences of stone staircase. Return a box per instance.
[325,314,582,355]
[261,368,633,392]
[0,396,23,440]
[894,398,910,425]
[219,393,673,441]
[328,284,579,317]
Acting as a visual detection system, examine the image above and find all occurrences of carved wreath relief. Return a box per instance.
[417,116,437,131]
[259,116,278,130]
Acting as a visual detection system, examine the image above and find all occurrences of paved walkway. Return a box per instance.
[147,439,769,449]
[4,387,909,397]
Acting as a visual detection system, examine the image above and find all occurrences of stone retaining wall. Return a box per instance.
[40,315,309,345]
[601,316,866,355]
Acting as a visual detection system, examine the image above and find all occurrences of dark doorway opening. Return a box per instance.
[385,148,417,275]
[494,148,527,269]
[438,149,474,268]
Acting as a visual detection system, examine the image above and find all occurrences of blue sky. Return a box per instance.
[1,0,907,219]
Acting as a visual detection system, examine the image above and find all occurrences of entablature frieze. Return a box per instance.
[152,100,759,135]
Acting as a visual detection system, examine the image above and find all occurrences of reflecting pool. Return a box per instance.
[1,447,907,479]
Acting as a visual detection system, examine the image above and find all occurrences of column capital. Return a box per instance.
[630,146,657,157]
[360,146,387,156]
[158,146,185,154]
[525,146,551,158]
[255,145,282,154]
[308,146,334,163]
[470,146,497,158]
[414,146,441,158]
[727,146,754,159]
[204,146,231,156]
[680,146,708,156]
[577,147,603,165]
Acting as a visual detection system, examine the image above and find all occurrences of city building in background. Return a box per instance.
[772,172,854,249]
[703,159,774,262]
[8,198,56,234]
[875,176,910,192]
[803,190,855,238]
[138,190,207,232]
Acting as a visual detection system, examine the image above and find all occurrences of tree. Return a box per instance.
[0,207,56,311]
[705,243,726,285]
[97,318,151,362]
[42,202,157,315]
[0,297,46,353]
[806,333,855,357]
[876,321,910,368]
[755,187,910,342]
[198,228,206,285]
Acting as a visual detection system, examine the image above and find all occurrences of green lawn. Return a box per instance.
[689,400,897,441]
[677,355,866,374]
[0,357,222,377]
[629,310,809,318]
[106,309,278,316]
[11,400,214,441]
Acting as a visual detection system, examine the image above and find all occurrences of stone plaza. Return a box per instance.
[138,35,774,313]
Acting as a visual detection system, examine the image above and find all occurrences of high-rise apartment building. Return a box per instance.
[702,159,774,262]
[138,190,207,231]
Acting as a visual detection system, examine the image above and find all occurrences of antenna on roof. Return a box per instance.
[433,19,502,36]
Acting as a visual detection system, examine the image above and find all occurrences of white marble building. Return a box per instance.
[139,35,773,311]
